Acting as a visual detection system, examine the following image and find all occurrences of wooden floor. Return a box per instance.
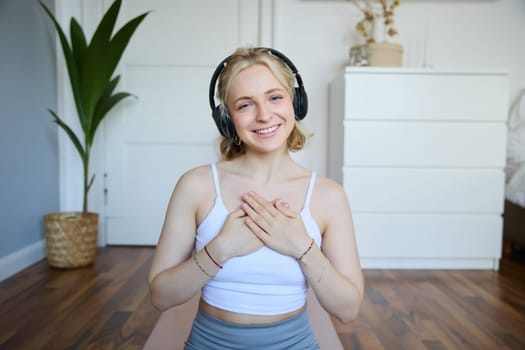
[1,247,525,350]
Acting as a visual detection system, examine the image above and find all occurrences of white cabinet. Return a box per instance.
[328,67,509,269]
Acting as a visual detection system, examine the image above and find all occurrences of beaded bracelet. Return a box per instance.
[193,255,215,278]
[204,245,223,269]
[297,238,314,261]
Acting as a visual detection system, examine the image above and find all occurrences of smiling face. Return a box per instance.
[226,64,295,155]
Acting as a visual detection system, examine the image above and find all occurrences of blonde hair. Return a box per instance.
[216,47,308,160]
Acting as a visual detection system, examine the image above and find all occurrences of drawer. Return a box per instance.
[353,213,503,258]
[343,168,505,213]
[343,121,507,167]
[344,72,508,121]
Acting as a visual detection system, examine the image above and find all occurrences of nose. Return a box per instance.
[256,103,271,122]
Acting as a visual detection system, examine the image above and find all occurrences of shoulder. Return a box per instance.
[163,163,217,222]
[313,174,348,202]
[171,164,214,203]
[177,164,213,186]
[310,174,352,230]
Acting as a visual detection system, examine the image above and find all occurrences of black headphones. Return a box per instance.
[209,47,308,139]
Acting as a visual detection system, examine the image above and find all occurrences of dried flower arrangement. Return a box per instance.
[349,0,400,44]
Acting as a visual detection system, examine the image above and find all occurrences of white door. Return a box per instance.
[104,0,262,245]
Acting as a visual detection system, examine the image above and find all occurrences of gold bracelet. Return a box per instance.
[193,255,215,278]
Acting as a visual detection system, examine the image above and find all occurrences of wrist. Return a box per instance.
[296,238,315,261]
[204,245,223,269]
[207,239,229,265]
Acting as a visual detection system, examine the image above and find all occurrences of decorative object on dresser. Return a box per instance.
[348,0,403,67]
[367,41,403,67]
[40,0,148,268]
[328,67,509,269]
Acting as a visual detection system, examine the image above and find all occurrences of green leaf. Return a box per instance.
[70,18,87,73]
[90,75,121,130]
[85,75,120,145]
[88,0,121,53]
[70,18,88,131]
[83,12,149,124]
[80,5,148,137]
[106,12,149,70]
[104,75,121,98]
[48,109,86,161]
[39,1,86,131]
[80,0,122,122]
[89,91,133,146]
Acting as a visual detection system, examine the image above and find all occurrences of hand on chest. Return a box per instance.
[220,177,311,213]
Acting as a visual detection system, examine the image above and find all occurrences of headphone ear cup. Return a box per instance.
[293,87,308,120]
[212,105,235,138]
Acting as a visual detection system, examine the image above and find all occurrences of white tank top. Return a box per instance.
[195,163,322,315]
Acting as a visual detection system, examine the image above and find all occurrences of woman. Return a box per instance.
[149,47,363,349]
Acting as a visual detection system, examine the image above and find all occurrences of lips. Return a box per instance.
[254,125,279,134]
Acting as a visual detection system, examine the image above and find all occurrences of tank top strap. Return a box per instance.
[210,163,222,198]
[303,172,317,209]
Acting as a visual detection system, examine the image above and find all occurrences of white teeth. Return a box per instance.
[255,125,278,134]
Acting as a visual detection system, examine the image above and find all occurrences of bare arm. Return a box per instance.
[301,178,364,323]
[148,168,216,311]
[149,167,263,311]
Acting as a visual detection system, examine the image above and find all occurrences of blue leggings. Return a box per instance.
[184,309,320,350]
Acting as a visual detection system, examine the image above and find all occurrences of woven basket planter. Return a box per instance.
[44,212,98,268]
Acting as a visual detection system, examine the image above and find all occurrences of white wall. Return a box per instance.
[54,0,524,246]
[273,0,525,174]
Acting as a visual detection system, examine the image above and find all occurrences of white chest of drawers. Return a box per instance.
[328,67,509,269]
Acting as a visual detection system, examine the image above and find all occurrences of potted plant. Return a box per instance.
[349,0,403,67]
[40,0,148,268]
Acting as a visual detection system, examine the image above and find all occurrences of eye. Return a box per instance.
[236,102,251,111]
[270,95,283,102]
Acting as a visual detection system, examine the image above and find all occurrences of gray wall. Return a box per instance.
[0,0,58,257]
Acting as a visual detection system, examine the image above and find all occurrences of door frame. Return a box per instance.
[54,0,276,246]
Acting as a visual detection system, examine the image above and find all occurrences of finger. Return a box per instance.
[245,217,269,242]
[242,202,271,233]
[274,199,297,218]
[242,192,278,219]
[230,207,247,219]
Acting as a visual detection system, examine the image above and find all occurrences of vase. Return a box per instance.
[372,16,385,43]
[367,42,403,67]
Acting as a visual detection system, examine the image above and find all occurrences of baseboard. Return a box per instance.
[0,240,47,282]
[361,257,500,270]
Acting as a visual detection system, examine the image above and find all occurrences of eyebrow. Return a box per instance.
[231,88,286,106]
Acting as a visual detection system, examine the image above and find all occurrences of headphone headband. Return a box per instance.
[209,47,308,138]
